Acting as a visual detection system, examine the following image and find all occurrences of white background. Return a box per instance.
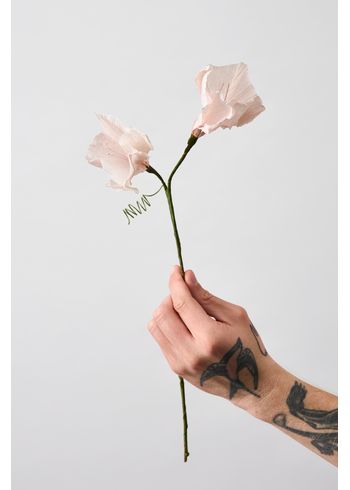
[12,1,337,489]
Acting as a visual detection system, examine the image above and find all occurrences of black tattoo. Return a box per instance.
[200,338,260,399]
[249,323,268,356]
[273,414,338,455]
[273,382,338,455]
[287,382,338,430]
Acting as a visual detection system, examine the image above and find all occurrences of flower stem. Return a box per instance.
[147,133,198,462]
[168,134,198,191]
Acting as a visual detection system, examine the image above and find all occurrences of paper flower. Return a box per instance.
[86,114,153,192]
[87,62,265,462]
[192,63,265,135]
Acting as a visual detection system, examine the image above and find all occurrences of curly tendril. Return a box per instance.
[123,186,163,225]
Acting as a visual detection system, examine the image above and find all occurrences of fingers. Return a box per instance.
[169,266,213,336]
[152,296,193,346]
[148,295,194,375]
[184,269,244,324]
[147,319,173,354]
[147,319,178,370]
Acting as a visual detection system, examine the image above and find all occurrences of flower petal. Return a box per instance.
[192,93,233,134]
[198,64,246,103]
[86,132,127,166]
[86,134,103,167]
[129,151,150,174]
[86,132,135,189]
[107,179,139,193]
[97,113,153,156]
[220,102,250,129]
[236,96,265,127]
[87,115,152,192]
[222,64,258,105]
[194,63,265,134]
[96,113,125,140]
[86,154,102,168]
[101,154,134,190]
[195,65,213,106]
[119,128,153,155]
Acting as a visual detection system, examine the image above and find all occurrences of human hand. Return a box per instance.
[148,266,283,418]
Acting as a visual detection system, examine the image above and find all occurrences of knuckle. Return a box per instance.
[163,295,172,307]
[153,297,172,322]
[147,320,156,333]
[172,354,204,376]
[173,298,186,312]
[152,307,164,323]
[187,356,203,373]
[233,305,248,320]
[200,288,214,303]
[172,363,186,377]
[203,338,222,359]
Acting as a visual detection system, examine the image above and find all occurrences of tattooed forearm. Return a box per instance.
[249,323,268,356]
[286,382,338,429]
[273,414,338,455]
[273,382,338,455]
[200,338,260,399]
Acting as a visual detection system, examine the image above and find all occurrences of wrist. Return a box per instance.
[234,361,293,422]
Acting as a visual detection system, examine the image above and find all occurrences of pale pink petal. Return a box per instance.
[96,113,125,140]
[119,128,153,155]
[195,65,212,106]
[101,153,133,190]
[202,64,243,102]
[86,154,102,168]
[129,151,150,174]
[86,132,135,189]
[87,115,152,192]
[237,96,265,127]
[86,132,127,167]
[192,93,233,134]
[106,180,123,190]
[195,65,210,92]
[220,102,250,129]
[86,134,103,167]
[107,179,139,193]
[193,63,265,134]
[222,64,257,105]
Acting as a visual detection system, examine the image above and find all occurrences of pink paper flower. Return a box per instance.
[86,114,153,193]
[192,63,265,135]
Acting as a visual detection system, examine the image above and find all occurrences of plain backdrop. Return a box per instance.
[12,1,337,489]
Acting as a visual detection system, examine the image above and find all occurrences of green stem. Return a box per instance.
[168,134,198,192]
[164,186,184,271]
[147,133,198,463]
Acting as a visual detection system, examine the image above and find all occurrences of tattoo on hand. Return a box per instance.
[250,323,268,356]
[200,338,260,399]
[273,382,338,455]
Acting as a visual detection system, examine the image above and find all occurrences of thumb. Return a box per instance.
[184,270,236,323]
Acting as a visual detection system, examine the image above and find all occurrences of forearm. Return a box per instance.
[149,268,337,466]
[244,366,338,466]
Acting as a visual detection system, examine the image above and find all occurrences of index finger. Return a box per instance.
[169,265,212,336]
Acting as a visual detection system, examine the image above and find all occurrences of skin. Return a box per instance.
[148,266,338,466]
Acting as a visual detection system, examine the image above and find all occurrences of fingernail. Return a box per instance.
[186,270,198,285]
[191,271,198,283]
